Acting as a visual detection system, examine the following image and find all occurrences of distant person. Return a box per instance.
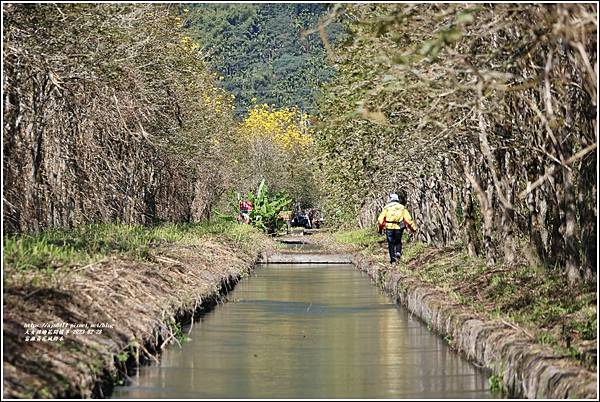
[291,206,310,228]
[307,208,318,229]
[277,210,292,234]
[238,199,253,224]
[377,193,416,266]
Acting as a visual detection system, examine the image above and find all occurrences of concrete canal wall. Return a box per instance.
[350,253,597,399]
[256,251,353,264]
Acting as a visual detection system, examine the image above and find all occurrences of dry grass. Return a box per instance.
[3,233,275,398]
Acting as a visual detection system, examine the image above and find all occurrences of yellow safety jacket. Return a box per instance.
[377,202,416,231]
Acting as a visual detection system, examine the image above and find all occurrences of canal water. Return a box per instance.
[112,263,492,399]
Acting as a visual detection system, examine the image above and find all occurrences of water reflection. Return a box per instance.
[112,264,491,399]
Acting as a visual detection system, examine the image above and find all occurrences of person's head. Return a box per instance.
[389,193,399,203]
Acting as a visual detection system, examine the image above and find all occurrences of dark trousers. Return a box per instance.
[386,229,404,263]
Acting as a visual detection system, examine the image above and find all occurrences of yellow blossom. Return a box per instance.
[240,104,314,151]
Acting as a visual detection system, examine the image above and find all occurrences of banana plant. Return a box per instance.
[247,180,292,233]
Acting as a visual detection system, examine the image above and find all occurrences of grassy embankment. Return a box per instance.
[332,228,597,370]
[3,221,273,398]
[4,222,265,285]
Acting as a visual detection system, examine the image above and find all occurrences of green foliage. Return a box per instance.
[573,315,596,341]
[488,373,506,396]
[324,205,361,229]
[167,318,190,345]
[334,228,380,249]
[536,332,554,345]
[115,352,129,363]
[3,223,162,271]
[246,180,292,234]
[401,240,427,262]
[182,3,342,115]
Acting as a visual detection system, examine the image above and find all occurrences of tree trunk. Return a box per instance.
[562,167,581,284]
[577,152,597,282]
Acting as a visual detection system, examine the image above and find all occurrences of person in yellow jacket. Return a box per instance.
[377,193,416,265]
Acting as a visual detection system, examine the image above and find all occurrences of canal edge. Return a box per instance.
[350,252,597,399]
[92,256,260,399]
[3,240,273,399]
[93,248,274,398]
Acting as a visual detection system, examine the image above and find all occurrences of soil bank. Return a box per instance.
[3,236,274,399]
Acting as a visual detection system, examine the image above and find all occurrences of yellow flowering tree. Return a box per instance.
[240,104,313,150]
[237,104,317,207]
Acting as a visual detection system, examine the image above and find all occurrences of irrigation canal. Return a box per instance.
[112,242,492,399]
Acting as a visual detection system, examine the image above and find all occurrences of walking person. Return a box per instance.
[377,193,416,266]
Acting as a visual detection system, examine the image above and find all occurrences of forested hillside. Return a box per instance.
[314,3,597,285]
[181,3,341,115]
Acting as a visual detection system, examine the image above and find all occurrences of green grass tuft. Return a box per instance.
[3,221,264,275]
[333,228,382,253]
